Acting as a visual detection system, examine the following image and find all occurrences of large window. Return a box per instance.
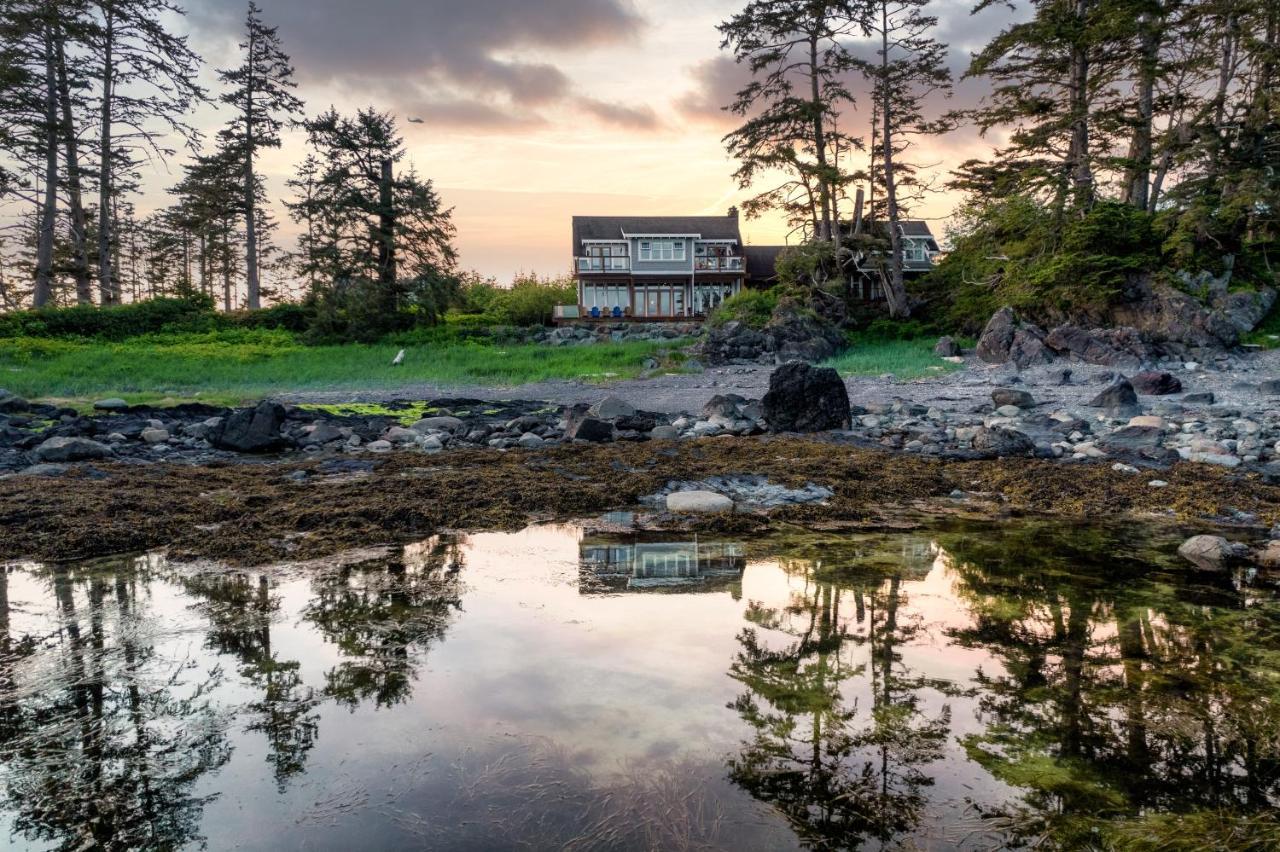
[638,240,686,262]
[903,240,927,262]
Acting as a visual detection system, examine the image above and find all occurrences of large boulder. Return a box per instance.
[1009,327,1054,368]
[214,401,287,453]
[761,362,851,433]
[0,390,29,414]
[588,395,636,419]
[976,307,1018,364]
[1045,325,1149,369]
[1107,276,1274,349]
[1087,378,1140,415]
[1131,371,1182,395]
[666,491,734,513]
[972,426,1035,456]
[565,415,614,443]
[991,388,1036,409]
[1178,535,1249,571]
[765,301,846,364]
[34,436,112,463]
[1097,426,1178,464]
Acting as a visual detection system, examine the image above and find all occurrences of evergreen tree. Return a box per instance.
[217,1,302,310]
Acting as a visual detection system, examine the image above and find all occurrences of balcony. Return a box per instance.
[694,256,744,272]
[576,256,631,273]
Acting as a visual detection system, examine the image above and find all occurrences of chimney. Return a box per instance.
[728,205,739,219]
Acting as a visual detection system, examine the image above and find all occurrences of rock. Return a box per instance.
[588,395,635,419]
[566,416,614,442]
[1131,371,1183,395]
[0,391,30,413]
[1088,378,1140,414]
[34,436,112,463]
[140,428,170,444]
[1252,541,1280,570]
[1177,535,1249,571]
[411,416,466,434]
[214,401,286,453]
[517,432,545,448]
[1128,415,1164,429]
[299,421,344,446]
[93,398,130,412]
[972,426,1035,456]
[1190,452,1241,468]
[366,440,393,453]
[761,362,851,433]
[649,425,679,440]
[20,463,69,477]
[666,491,734,513]
[976,307,1018,364]
[992,388,1036,409]
[933,336,961,357]
[1148,480,1168,488]
[384,426,419,444]
[1182,392,1215,405]
[1009,327,1054,368]
[1112,463,1139,474]
[1045,325,1148,369]
[420,435,444,452]
[1259,380,1280,396]
[1098,426,1176,463]
[702,394,742,419]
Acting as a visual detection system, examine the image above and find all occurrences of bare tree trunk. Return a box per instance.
[243,25,260,309]
[377,158,396,287]
[96,6,116,303]
[878,2,910,319]
[1067,0,1094,211]
[808,31,834,243]
[1123,9,1160,210]
[34,25,59,308]
[222,229,232,312]
[55,26,93,304]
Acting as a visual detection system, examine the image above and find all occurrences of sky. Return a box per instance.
[167,0,1020,282]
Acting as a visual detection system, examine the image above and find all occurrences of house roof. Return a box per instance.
[743,246,786,284]
[572,215,743,255]
[840,218,937,241]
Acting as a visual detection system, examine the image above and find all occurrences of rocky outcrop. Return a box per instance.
[761,363,851,433]
[700,299,845,366]
[976,307,1018,364]
[1131,371,1183,395]
[1109,276,1275,349]
[1044,325,1149,369]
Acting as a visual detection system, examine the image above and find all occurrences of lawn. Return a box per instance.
[0,329,690,407]
[822,335,964,380]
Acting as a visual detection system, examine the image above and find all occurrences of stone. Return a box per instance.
[992,388,1036,409]
[384,426,419,444]
[1112,463,1139,474]
[649,425,679,440]
[1009,327,1054,368]
[366,440,393,453]
[1045,325,1148,369]
[140,428,170,444]
[1131,371,1183,395]
[1127,415,1165,429]
[1253,541,1280,570]
[411,416,467,434]
[300,421,344,446]
[1182,392,1215,405]
[702,394,742,419]
[420,435,444,452]
[588,395,636,419]
[1088,378,1140,414]
[1177,535,1249,570]
[933,336,961,357]
[761,362,851,433]
[20,463,69,477]
[93,398,130,412]
[34,436,112,463]
[976,307,1018,364]
[666,490,734,513]
[517,432,545,448]
[972,426,1036,456]
[566,416,614,442]
[1148,480,1168,488]
[994,405,1024,418]
[1260,380,1280,396]
[214,401,286,453]
[0,391,30,413]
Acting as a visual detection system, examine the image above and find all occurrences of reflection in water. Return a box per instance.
[0,522,1277,850]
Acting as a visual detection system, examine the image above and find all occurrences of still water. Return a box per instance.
[0,521,1277,850]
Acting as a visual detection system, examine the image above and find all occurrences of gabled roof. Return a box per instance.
[743,246,786,284]
[840,218,937,241]
[572,215,743,255]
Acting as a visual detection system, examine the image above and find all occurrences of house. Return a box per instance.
[843,219,942,301]
[579,538,745,592]
[564,210,750,320]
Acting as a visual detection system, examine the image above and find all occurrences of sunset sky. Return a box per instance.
[171,0,1021,281]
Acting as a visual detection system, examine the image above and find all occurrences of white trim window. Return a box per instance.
[638,240,686,262]
[903,240,927,262]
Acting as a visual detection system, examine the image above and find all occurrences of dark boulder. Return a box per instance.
[976,307,1018,364]
[1182,392,1215,405]
[766,301,846,364]
[1088,378,1140,414]
[933,336,961,357]
[565,416,615,443]
[214,401,287,453]
[1131,371,1183,395]
[762,363,851,433]
[702,394,743,419]
[1009,327,1054,368]
[0,390,29,414]
[33,436,112,463]
[972,426,1036,456]
[1260,380,1280,396]
[991,388,1036,409]
[1045,325,1148,369]
[1098,426,1178,464]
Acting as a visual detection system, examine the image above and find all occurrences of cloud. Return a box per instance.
[192,0,645,123]
[579,98,661,130]
[676,56,750,128]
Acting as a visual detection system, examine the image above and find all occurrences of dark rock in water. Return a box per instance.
[1182,392,1216,405]
[1178,535,1250,571]
[1009,327,1054,368]
[762,362,851,433]
[214,401,287,453]
[933,336,961,357]
[1260,380,1280,396]
[1088,378,1140,413]
[1131,371,1183,395]
[566,416,614,443]
[33,436,112,463]
[976,307,1018,364]
[972,426,1035,456]
[991,388,1036,409]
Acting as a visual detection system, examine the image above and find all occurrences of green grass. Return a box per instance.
[822,335,966,381]
[1243,303,1280,349]
[0,329,692,406]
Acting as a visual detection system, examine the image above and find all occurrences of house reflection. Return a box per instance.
[580,537,746,593]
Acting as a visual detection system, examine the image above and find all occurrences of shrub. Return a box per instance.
[0,294,220,340]
[709,288,779,329]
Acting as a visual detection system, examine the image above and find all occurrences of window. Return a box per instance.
[903,240,926,262]
[638,240,685,262]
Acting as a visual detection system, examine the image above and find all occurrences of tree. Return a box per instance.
[91,0,204,304]
[850,0,952,318]
[719,0,862,244]
[217,1,302,310]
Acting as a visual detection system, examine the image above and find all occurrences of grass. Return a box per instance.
[0,329,691,406]
[822,334,967,381]
[1243,302,1280,349]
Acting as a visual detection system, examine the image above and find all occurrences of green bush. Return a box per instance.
[453,273,576,327]
[708,287,779,329]
[0,294,220,340]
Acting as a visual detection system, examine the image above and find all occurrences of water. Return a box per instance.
[0,521,1278,851]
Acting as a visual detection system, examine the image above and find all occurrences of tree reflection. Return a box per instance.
[727,538,951,849]
[0,559,231,851]
[303,537,464,709]
[181,569,320,790]
[939,523,1280,848]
